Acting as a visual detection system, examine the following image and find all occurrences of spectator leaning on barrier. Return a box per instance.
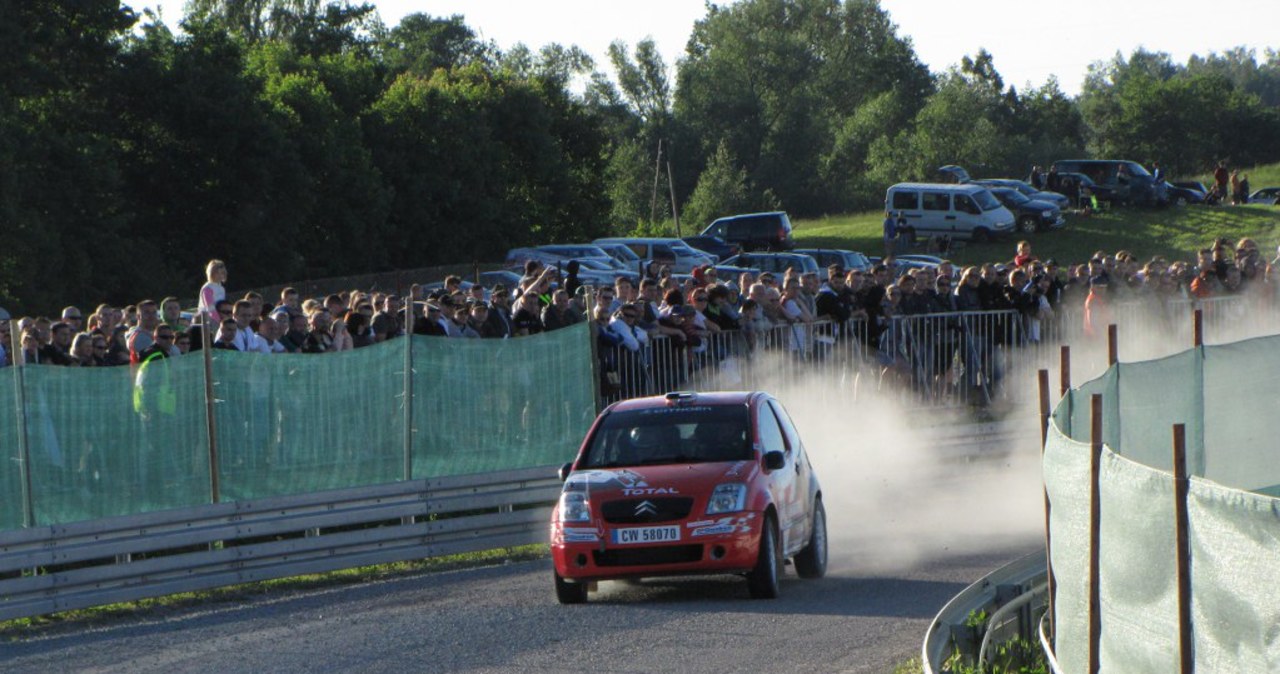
[41,321,75,366]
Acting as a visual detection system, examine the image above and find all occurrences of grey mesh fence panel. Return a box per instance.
[24,358,211,525]
[1043,419,1091,674]
[411,323,595,478]
[1201,337,1280,491]
[213,345,406,501]
[1098,449,1178,673]
[1187,477,1280,671]
[1047,332,1280,674]
[0,368,26,530]
[1115,349,1201,473]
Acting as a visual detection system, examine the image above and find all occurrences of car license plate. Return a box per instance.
[612,525,681,545]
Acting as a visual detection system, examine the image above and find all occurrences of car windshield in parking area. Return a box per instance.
[583,405,752,468]
[973,190,1001,211]
[994,188,1031,205]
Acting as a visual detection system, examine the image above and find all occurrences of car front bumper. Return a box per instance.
[551,513,763,581]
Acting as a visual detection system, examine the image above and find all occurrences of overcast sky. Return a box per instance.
[144,0,1280,97]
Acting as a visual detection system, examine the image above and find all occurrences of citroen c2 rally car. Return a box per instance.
[550,391,826,603]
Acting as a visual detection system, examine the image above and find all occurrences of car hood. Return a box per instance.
[564,462,759,498]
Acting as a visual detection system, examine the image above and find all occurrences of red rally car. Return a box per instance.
[550,391,826,603]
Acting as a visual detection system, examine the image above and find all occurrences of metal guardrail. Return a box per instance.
[0,466,561,621]
[922,550,1049,674]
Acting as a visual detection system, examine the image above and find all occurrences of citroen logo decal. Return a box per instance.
[635,500,658,516]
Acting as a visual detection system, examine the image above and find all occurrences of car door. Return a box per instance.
[755,400,800,551]
[920,190,952,235]
[769,399,812,553]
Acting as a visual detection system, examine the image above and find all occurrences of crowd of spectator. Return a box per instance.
[1,237,1276,389]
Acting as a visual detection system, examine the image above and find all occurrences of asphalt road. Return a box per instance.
[1,540,1037,674]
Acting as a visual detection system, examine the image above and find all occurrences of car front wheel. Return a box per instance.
[794,500,828,579]
[747,516,782,599]
[1017,216,1039,234]
[555,572,588,604]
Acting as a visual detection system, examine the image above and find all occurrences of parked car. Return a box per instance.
[1049,159,1167,206]
[937,166,1071,210]
[986,187,1066,233]
[700,212,795,251]
[595,242,645,274]
[534,244,631,273]
[551,391,826,603]
[1247,187,1280,205]
[593,237,716,274]
[1050,171,1113,205]
[682,235,741,262]
[478,270,522,289]
[720,251,821,276]
[884,183,1015,242]
[793,248,872,273]
[503,248,635,286]
[1169,181,1209,206]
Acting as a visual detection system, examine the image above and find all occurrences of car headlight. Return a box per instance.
[558,492,591,522]
[1042,210,1053,218]
[706,483,747,514]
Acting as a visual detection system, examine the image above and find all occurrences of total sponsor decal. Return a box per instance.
[566,469,678,496]
[685,513,756,537]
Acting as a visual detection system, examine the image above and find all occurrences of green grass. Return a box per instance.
[793,189,1280,268]
[0,544,548,639]
[1191,162,1280,193]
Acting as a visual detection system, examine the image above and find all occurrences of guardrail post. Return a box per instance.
[1107,324,1118,366]
[1089,393,1103,674]
[403,284,417,482]
[1172,423,1193,674]
[1192,309,1203,347]
[201,314,221,504]
[1038,369,1056,646]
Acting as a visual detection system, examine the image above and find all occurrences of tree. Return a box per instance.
[682,140,754,228]
[675,0,931,215]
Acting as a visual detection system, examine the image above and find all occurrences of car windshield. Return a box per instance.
[996,189,1032,205]
[1009,182,1037,197]
[671,242,701,256]
[973,190,1002,211]
[582,405,752,467]
[1124,162,1152,177]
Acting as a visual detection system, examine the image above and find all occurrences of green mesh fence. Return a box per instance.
[0,324,596,531]
[412,322,596,478]
[23,357,211,526]
[0,369,26,530]
[213,345,407,501]
[1046,333,1280,673]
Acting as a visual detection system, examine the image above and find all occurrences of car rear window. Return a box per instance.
[583,405,752,467]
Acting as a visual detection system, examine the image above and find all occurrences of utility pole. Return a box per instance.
[649,139,664,227]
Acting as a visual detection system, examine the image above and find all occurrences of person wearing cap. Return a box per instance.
[412,303,447,336]
[61,306,84,333]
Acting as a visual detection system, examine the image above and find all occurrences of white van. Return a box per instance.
[884,183,1015,242]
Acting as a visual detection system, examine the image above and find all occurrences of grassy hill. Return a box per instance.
[793,163,1280,267]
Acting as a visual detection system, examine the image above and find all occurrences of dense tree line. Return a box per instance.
[4,0,1280,313]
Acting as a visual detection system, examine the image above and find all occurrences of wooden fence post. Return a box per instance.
[1172,423,1193,674]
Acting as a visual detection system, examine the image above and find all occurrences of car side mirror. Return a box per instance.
[763,451,785,471]
[558,462,574,482]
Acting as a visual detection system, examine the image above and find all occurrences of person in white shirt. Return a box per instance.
[231,300,270,353]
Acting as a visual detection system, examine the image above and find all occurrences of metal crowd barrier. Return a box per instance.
[598,311,1023,409]
[596,294,1280,410]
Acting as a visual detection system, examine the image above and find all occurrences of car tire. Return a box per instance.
[1017,216,1038,234]
[1175,195,1188,207]
[554,572,588,604]
[747,516,782,599]
[794,500,828,579]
